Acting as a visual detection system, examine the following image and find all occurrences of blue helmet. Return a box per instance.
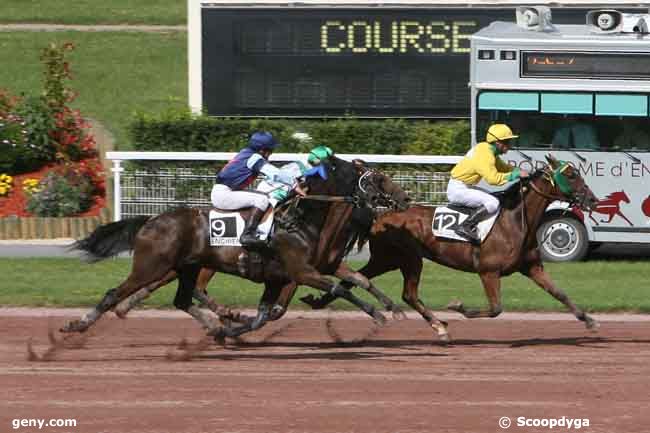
[248,131,278,151]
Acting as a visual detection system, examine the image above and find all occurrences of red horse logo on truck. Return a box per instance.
[588,191,633,226]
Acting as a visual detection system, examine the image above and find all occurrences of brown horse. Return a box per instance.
[61,157,410,336]
[285,155,599,341]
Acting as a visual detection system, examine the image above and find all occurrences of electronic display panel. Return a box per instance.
[201,8,593,117]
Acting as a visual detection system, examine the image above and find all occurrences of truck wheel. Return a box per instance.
[536,217,589,262]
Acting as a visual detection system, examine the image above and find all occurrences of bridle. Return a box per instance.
[520,163,590,245]
[358,169,402,210]
[297,167,400,211]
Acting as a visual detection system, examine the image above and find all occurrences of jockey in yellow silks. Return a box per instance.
[447,124,529,243]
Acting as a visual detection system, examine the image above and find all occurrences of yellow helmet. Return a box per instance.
[486,124,519,143]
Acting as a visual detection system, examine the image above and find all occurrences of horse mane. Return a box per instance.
[496,169,546,209]
[297,156,369,261]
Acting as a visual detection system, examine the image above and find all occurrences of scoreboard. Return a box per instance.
[189,4,617,118]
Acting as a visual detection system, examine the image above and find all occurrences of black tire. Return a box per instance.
[536,217,589,262]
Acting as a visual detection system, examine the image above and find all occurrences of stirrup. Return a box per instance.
[239,234,266,248]
[456,226,480,244]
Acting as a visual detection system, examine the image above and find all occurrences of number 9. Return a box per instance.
[212,219,226,237]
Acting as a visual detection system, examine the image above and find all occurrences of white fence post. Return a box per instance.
[111,159,124,222]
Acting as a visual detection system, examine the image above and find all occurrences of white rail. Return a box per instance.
[106,151,462,221]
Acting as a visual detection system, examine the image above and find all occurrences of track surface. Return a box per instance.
[1,311,649,433]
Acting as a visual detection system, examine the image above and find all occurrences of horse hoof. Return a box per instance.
[373,312,388,326]
[300,294,323,309]
[438,333,451,344]
[113,308,128,319]
[214,333,226,346]
[392,309,407,321]
[60,320,88,333]
[586,318,600,332]
[208,327,227,345]
[447,300,464,313]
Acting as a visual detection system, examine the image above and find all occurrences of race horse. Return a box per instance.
[61,157,410,336]
[293,155,600,341]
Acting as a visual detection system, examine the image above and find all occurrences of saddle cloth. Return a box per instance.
[432,205,499,243]
[209,209,274,247]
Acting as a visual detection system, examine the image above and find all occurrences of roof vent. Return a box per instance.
[516,6,556,32]
[587,10,650,34]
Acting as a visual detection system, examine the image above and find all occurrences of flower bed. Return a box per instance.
[0,164,106,218]
[0,41,106,220]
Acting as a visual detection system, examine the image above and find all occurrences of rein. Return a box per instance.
[523,171,576,245]
[527,178,563,202]
[297,194,360,204]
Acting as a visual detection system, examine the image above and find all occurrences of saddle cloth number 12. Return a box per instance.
[434,212,462,232]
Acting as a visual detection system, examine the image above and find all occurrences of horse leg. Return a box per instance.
[191,268,253,325]
[619,211,633,226]
[447,271,503,318]
[296,268,387,324]
[335,263,406,320]
[61,267,178,333]
[523,263,599,330]
[300,255,401,315]
[266,282,298,321]
[212,280,288,339]
[113,271,178,318]
[173,265,221,333]
[399,258,449,341]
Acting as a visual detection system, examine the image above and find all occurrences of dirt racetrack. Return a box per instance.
[1,309,650,433]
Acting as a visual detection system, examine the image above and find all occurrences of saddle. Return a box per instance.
[432,205,499,244]
[208,207,274,247]
[208,207,275,281]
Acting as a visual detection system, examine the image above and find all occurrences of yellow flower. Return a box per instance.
[22,178,40,195]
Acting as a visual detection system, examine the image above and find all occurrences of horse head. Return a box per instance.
[352,159,411,211]
[613,190,630,204]
[542,154,598,211]
[304,157,410,211]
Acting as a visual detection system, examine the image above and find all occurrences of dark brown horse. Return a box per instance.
[111,166,411,338]
[279,156,600,341]
[61,157,410,337]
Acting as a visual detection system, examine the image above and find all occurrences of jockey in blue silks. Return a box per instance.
[211,131,296,247]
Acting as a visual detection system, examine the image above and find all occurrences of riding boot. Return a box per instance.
[239,207,266,248]
[456,205,489,245]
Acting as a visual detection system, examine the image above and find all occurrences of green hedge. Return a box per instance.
[129,110,470,156]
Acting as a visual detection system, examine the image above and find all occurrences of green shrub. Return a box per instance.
[15,95,57,159]
[26,171,93,217]
[0,112,51,175]
[129,109,470,156]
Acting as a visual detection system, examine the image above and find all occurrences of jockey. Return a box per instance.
[211,131,296,247]
[256,145,335,206]
[447,123,529,243]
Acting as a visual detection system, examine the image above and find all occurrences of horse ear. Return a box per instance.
[545,154,559,169]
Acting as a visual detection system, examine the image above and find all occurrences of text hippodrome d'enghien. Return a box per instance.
[508,159,650,178]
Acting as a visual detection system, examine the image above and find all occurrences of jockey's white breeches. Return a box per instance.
[446,178,500,214]
[211,184,269,211]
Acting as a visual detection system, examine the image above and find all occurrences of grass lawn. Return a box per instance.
[0,0,186,25]
[0,31,187,149]
[1,258,649,313]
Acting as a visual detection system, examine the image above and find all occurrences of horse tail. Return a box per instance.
[72,216,150,262]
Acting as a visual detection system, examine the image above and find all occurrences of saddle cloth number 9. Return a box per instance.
[211,216,238,238]
[209,213,241,246]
